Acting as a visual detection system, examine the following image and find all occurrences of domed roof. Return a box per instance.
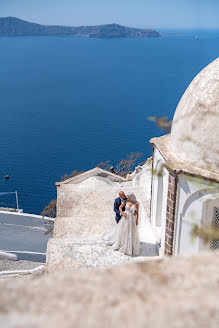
[169,58,219,173]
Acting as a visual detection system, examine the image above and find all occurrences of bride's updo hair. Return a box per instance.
[126,192,137,204]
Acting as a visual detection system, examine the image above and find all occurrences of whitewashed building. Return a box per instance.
[150,58,219,256]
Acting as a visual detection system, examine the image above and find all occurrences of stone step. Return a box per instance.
[46,237,158,273]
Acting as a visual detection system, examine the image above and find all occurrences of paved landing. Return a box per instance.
[46,235,158,273]
[46,217,158,273]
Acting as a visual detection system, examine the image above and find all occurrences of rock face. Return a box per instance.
[0,17,161,38]
[0,252,219,328]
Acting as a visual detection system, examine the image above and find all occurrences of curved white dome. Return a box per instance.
[169,58,219,173]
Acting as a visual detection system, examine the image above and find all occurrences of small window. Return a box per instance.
[210,207,219,250]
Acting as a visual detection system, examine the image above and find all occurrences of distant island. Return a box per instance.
[0,17,161,38]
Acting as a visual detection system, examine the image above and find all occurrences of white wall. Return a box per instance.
[151,148,169,250]
[130,161,152,200]
[174,175,219,256]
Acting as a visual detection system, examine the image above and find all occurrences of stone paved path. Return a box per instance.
[46,232,158,272]
[46,216,158,273]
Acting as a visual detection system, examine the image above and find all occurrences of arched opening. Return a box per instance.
[175,189,219,255]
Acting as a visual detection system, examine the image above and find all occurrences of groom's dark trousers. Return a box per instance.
[114,197,126,224]
[114,197,121,223]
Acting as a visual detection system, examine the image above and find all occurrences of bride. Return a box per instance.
[103,192,141,256]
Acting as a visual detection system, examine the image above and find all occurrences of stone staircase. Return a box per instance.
[46,166,159,273]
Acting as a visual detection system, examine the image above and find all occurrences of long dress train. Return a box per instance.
[102,203,141,256]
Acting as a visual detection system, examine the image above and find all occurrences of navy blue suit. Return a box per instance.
[114,197,126,223]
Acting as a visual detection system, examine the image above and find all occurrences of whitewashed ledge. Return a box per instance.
[0,251,17,261]
[0,265,45,277]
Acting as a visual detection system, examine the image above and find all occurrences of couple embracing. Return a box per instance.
[103,191,141,256]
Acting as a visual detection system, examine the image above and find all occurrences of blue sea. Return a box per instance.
[0,29,218,214]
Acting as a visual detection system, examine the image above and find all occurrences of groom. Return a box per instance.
[114,191,127,224]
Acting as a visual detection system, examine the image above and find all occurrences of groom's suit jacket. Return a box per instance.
[114,197,126,223]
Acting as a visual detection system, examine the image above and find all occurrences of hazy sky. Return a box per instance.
[1,0,219,29]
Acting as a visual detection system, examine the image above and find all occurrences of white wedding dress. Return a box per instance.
[103,203,141,256]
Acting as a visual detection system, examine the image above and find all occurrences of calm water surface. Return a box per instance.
[0,30,218,213]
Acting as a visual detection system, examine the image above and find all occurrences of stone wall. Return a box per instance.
[2,252,219,328]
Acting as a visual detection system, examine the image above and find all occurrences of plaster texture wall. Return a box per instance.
[127,161,152,220]
[174,174,219,256]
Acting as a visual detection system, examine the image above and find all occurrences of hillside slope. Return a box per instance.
[0,17,161,38]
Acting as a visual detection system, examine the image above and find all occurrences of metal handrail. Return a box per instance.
[0,191,19,210]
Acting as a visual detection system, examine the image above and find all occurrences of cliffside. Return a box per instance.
[0,17,161,38]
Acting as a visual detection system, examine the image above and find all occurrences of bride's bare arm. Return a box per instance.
[136,203,139,225]
[119,202,127,217]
